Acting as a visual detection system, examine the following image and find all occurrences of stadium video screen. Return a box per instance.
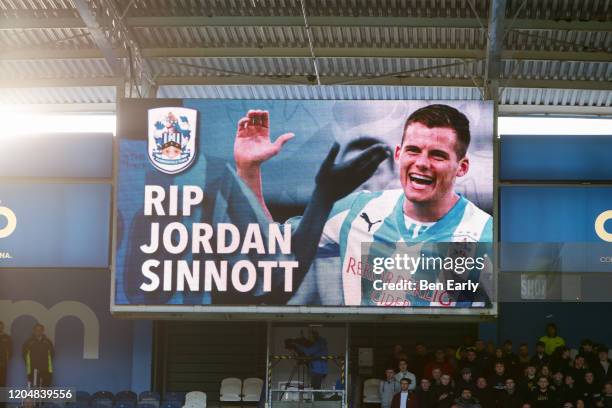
[114,99,494,312]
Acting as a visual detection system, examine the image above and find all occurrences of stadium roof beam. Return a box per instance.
[2,77,609,91]
[1,16,610,31]
[2,48,610,63]
[484,0,507,100]
[153,76,612,91]
[71,0,123,76]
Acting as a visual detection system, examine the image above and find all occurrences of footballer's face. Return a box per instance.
[395,123,468,206]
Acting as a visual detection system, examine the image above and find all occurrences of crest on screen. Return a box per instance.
[147,107,197,174]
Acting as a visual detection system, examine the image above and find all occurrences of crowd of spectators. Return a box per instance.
[376,324,612,408]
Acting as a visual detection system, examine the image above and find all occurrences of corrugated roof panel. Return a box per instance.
[0,58,114,78]
[501,60,610,81]
[0,86,115,104]
[125,0,489,17]
[157,84,484,100]
[130,26,489,49]
[499,87,611,107]
[147,56,485,78]
[0,27,95,48]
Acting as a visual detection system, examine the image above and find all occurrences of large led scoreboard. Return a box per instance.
[112,99,495,316]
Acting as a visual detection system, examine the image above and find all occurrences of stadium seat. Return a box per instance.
[219,378,242,402]
[362,378,381,404]
[115,391,137,404]
[163,392,185,405]
[137,403,157,408]
[139,392,161,408]
[160,401,181,408]
[115,402,135,408]
[76,392,91,403]
[139,392,160,402]
[242,378,264,402]
[92,392,115,408]
[183,391,206,408]
[76,401,90,408]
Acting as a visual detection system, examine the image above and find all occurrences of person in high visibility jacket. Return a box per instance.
[22,324,54,387]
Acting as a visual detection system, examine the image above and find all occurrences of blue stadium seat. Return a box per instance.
[160,401,180,408]
[93,401,113,408]
[138,392,160,402]
[139,392,160,408]
[76,392,91,403]
[92,392,114,401]
[115,391,137,404]
[92,391,115,408]
[137,403,157,408]
[162,393,185,404]
[115,402,135,408]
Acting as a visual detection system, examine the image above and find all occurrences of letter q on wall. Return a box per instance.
[0,205,17,238]
[595,210,612,242]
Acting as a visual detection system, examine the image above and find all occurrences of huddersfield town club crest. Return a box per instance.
[147,107,197,174]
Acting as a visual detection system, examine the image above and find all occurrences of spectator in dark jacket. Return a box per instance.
[432,374,454,408]
[594,347,612,385]
[578,371,601,406]
[425,350,454,380]
[518,344,532,374]
[550,347,573,375]
[602,381,612,408]
[413,343,432,382]
[473,377,495,408]
[431,368,443,387]
[531,342,550,369]
[520,365,539,399]
[489,361,509,393]
[456,368,475,393]
[550,370,565,393]
[459,350,482,380]
[530,376,556,408]
[580,340,599,371]
[415,378,436,408]
[453,388,481,408]
[571,356,589,388]
[0,321,12,388]
[474,340,490,377]
[22,324,54,387]
[503,340,521,378]
[499,378,523,408]
[0,320,12,408]
[560,374,581,407]
[386,345,406,373]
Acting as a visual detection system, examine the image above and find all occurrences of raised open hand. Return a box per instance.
[315,142,391,201]
[234,109,294,169]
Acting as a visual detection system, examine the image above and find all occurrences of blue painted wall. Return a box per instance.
[0,269,152,393]
[496,303,612,350]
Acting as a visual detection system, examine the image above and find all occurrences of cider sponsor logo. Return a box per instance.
[595,210,612,242]
[0,204,16,259]
[0,204,16,239]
